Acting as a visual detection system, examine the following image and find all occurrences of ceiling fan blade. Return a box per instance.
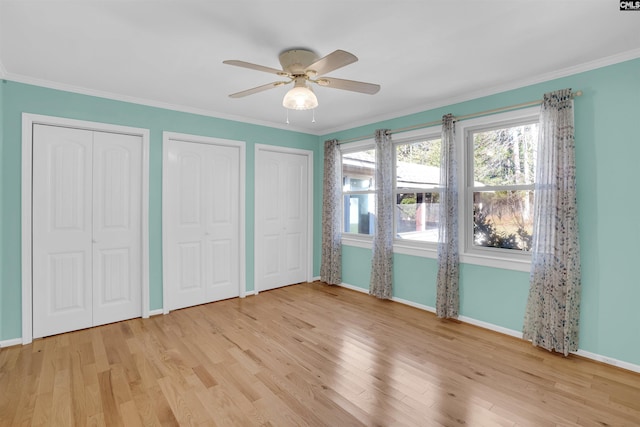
[229,81,289,98]
[223,60,285,75]
[306,50,357,76]
[314,77,380,95]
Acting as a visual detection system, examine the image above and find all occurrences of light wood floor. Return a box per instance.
[1,282,639,426]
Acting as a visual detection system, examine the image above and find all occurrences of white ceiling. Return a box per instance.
[1,1,639,135]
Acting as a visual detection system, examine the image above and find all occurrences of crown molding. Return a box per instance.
[3,47,639,138]
[320,48,640,136]
[0,71,317,135]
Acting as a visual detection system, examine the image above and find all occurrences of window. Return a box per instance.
[466,112,538,256]
[342,147,376,236]
[338,107,539,271]
[394,136,442,243]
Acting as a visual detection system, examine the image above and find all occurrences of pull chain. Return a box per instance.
[285,108,318,124]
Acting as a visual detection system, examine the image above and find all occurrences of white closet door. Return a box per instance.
[165,144,207,310]
[204,144,240,302]
[32,125,143,338]
[164,139,241,311]
[282,153,308,285]
[92,131,142,326]
[256,149,308,292]
[32,125,94,338]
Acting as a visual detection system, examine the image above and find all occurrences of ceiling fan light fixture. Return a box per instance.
[282,78,318,110]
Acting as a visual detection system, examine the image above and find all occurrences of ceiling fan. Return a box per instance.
[223,48,380,110]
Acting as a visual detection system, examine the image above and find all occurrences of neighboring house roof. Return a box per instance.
[342,152,485,188]
[343,152,439,189]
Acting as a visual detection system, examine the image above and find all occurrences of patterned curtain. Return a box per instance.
[369,129,393,299]
[436,114,459,318]
[320,139,342,285]
[523,88,581,356]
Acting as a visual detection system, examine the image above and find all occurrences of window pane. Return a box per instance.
[396,139,441,190]
[473,190,533,251]
[473,124,538,186]
[395,192,440,242]
[344,194,375,235]
[343,149,375,191]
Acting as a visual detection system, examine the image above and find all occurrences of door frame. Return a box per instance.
[254,144,314,293]
[21,113,150,344]
[162,131,246,314]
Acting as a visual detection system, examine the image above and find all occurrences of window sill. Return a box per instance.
[341,234,373,249]
[393,241,437,258]
[341,236,531,272]
[460,251,531,272]
[341,236,438,259]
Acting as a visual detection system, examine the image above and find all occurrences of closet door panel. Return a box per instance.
[257,158,283,284]
[204,145,240,301]
[165,146,207,310]
[92,132,142,326]
[32,125,94,338]
[282,158,307,284]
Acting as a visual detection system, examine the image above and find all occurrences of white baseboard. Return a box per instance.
[336,282,368,294]
[0,338,23,348]
[337,282,640,374]
[575,349,640,374]
[243,290,258,298]
[457,315,524,339]
[148,309,164,317]
[392,296,436,314]
[337,282,437,314]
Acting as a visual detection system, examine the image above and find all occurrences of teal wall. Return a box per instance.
[0,81,321,340]
[326,58,640,367]
[2,58,639,369]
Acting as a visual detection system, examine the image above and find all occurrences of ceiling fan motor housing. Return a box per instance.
[279,49,318,75]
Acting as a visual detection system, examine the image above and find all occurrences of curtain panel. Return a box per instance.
[436,113,459,318]
[369,129,393,299]
[320,139,342,285]
[523,88,581,356]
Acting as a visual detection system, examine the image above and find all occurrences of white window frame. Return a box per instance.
[391,127,442,258]
[458,107,539,272]
[340,139,376,248]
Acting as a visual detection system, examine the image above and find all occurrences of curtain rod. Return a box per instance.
[337,90,582,145]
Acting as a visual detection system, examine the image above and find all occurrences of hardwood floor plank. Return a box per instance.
[30,390,53,426]
[86,412,107,427]
[69,351,88,425]
[145,384,179,426]
[91,328,110,373]
[119,400,144,427]
[97,369,124,427]
[83,381,104,419]
[130,390,163,426]
[2,281,640,426]
[51,369,73,426]
[196,385,256,426]
[192,364,218,389]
